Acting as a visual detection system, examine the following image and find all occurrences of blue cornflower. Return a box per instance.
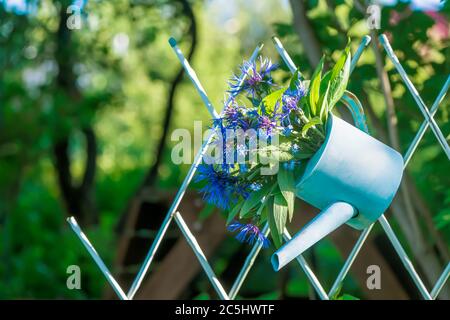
[223,101,240,124]
[281,81,307,119]
[257,115,277,135]
[195,164,248,210]
[223,99,250,130]
[227,221,271,248]
[282,94,299,114]
[282,125,293,136]
[229,56,278,98]
[212,118,233,172]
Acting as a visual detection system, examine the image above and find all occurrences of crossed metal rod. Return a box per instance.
[68,34,449,300]
[274,34,449,300]
[68,41,264,300]
[276,34,450,300]
[379,35,450,160]
[68,35,371,300]
[228,35,373,301]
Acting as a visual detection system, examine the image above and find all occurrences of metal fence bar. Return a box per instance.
[379,35,450,159]
[328,223,374,297]
[403,75,450,167]
[272,35,371,77]
[272,36,374,298]
[170,42,262,300]
[272,36,300,74]
[328,93,450,296]
[378,215,432,300]
[228,223,270,299]
[226,37,303,300]
[431,262,450,299]
[174,211,230,300]
[275,35,448,300]
[127,133,214,299]
[68,34,449,301]
[169,38,219,119]
[142,35,447,301]
[67,217,129,300]
[283,231,330,300]
[350,35,371,73]
[274,35,370,133]
[127,42,263,299]
[227,37,369,300]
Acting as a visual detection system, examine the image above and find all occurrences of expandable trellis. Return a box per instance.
[68,34,450,300]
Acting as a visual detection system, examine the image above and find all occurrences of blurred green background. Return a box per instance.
[0,0,448,299]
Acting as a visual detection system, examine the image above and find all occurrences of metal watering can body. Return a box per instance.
[272,114,404,271]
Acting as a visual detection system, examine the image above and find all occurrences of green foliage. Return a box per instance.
[308,56,325,117]
[0,0,292,299]
[271,192,289,247]
[327,44,351,113]
[0,0,448,301]
[305,42,351,123]
[262,88,286,115]
[435,192,450,229]
[267,195,281,248]
[277,166,295,220]
[202,43,354,250]
[240,183,273,218]
[301,116,322,136]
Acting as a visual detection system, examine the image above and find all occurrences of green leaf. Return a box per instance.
[227,201,244,225]
[293,152,314,160]
[267,196,282,248]
[336,294,360,300]
[240,182,276,218]
[247,96,261,108]
[309,56,325,116]
[434,207,450,229]
[277,166,296,221]
[198,204,216,220]
[258,203,268,223]
[289,69,300,91]
[330,283,343,300]
[301,116,323,137]
[327,45,351,112]
[262,88,285,114]
[258,144,294,163]
[318,71,331,122]
[271,192,288,248]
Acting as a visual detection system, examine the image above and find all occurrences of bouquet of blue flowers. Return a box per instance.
[195,44,352,249]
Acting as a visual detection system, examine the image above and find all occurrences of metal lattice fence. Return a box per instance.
[67,34,450,300]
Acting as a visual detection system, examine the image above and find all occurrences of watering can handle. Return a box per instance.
[340,91,369,134]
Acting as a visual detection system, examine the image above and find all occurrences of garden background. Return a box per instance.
[0,0,449,299]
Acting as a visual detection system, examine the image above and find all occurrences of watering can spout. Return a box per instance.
[271,202,357,271]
